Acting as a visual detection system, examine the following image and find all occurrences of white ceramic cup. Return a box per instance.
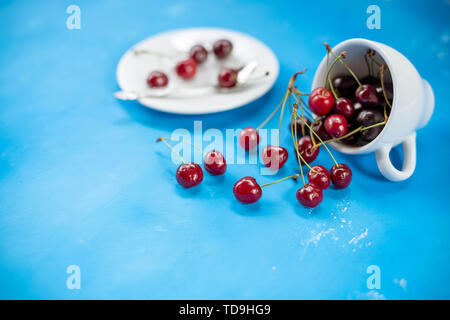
[311,38,434,182]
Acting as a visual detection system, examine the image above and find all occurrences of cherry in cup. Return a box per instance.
[147,71,168,88]
[355,84,379,107]
[324,114,348,138]
[334,97,355,118]
[356,109,385,142]
[308,87,334,116]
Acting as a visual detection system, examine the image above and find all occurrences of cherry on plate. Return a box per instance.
[213,39,233,59]
[147,71,168,88]
[218,68,238,88]
[204,150,226,175]
[233,176,262,204]
[189,45,208,64]
[176,162,204,188]
[175,57,197,79]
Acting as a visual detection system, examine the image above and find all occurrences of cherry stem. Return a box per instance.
[260,174,299,188]
[277,92,289,146]
[291,110,306,185]
[365,50,372,76]
[325,53,346,99]
[326,44,362,87]
[156,137,186,164]
[380,64,392,109]
[256,99,283,131]
[160,136,205,155]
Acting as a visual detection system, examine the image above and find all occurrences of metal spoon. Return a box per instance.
[114,60,263,101]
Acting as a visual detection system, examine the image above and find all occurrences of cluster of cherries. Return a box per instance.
[144,38,241,89]
[157,44,392,209]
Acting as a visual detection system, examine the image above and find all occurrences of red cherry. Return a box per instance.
[330,163,352,189]
[146,71,168,88]
[355,84,379,107]
[175,57,197,79]
[176,162,203,188]
[308,87,334,116]
[324,114,348,138]
[189,45,208,64]
[204,150,226,175]
[262,146,288,170]
[213,39,233,59]
[311,116,331,141]
[295,136,320,164]
[218,68,238,88]
[233,176,262,204]
[290,115,311,137]
[238,127,260,150]
[334,97,355,118]
[296,183,323,208]
[307,165,330,190]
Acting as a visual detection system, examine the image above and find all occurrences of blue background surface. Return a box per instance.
[0,0,449,299]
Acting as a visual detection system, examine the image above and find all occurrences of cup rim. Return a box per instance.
[312,38,396,154]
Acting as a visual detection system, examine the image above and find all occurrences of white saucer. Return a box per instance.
[116,28,279,114]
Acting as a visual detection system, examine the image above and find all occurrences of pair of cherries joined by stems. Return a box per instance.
[145,39,239,90]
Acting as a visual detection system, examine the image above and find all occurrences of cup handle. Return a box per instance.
[375,132,417,182]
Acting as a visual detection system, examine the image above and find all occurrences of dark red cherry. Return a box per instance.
[233,176,262,204]
[355,84,379,107]
[262,146,288,170]
[334,97,355,118]
[176,162,203,188]
[330,163,352,189]
[308,87,334,116]
[312,116,331,141]
[218,68,238,88]
[356,109,385,142]
[238,127,260,150]
[289,116,311,136]
[189,44,208,64]
[361,75,379,86]
[213,39,233,59]
[375,83,393,102]
[341,120,360,145]
[146,71,168,88]
[295,136,320,164]
[296,183,323,208]
[175,57,197,79]
[307,165,330,190]
[204,150,226,175]
[324,114,348,138]
[333,75,358,98]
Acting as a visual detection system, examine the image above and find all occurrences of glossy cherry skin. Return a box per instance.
[233,176,262,204]
[375,83,393,103]
[295,136,320,164]
[175,57,197,79]
[296,183,323,208]
[204,150,226,175]
[356,109,385,142]
[176,163,204,188]
[238,127,260,150]
[289,115,311,136]
[333,75,358,98]
[324,114,348,138]
[355,84,379,107]
[330,163,352,189]
[213,39,233,59]
[147,71,168,88]
[218,68,238,88]
[334,97,355,118]
[341,120,360,145]
[262,145,289,170]
[312,116,331,141]
[307,165,330,190]
[189,45,208,64]
[308,87,335,116]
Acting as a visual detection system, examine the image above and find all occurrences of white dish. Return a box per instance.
[116,27,279,114]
